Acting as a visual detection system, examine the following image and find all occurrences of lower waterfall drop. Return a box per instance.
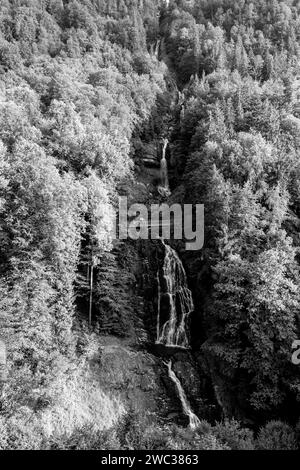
[167,361,200,430]
[156,243,194,348]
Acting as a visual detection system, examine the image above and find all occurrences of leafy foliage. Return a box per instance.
[1,0,300,450]
[0,0,164,448]
[168,0,300,418]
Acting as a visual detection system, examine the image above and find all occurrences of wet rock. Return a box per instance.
[141,142,160,168]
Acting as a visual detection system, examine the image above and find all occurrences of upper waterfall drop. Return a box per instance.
[156,243,194,348]
[158,138,171,197]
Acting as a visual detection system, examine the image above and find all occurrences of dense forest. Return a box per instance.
[0,0,300,450]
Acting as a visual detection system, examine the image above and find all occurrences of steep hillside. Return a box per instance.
[1,0,300,451]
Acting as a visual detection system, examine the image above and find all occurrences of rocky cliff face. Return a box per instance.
[91,244,219,427]
[88,145,220,427]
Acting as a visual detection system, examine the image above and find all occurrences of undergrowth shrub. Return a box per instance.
[213,419,255,450]
[256,421,297,450]
[45,426,120,450]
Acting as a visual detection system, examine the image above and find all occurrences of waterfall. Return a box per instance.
[158,139,171,197]
[150,39,161,59]
[167,361,200,430]
[156,243,194,348]
[160,139,169,188]
[154,39,160,59]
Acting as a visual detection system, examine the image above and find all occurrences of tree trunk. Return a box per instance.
[89,264,94,329]
[0,339,7,385]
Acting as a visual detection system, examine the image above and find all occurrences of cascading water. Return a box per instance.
[154,39,160,59]
[167,360,200,430]
[150,39,161,59]
[156,243,194,348]
[158,139,171,197]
